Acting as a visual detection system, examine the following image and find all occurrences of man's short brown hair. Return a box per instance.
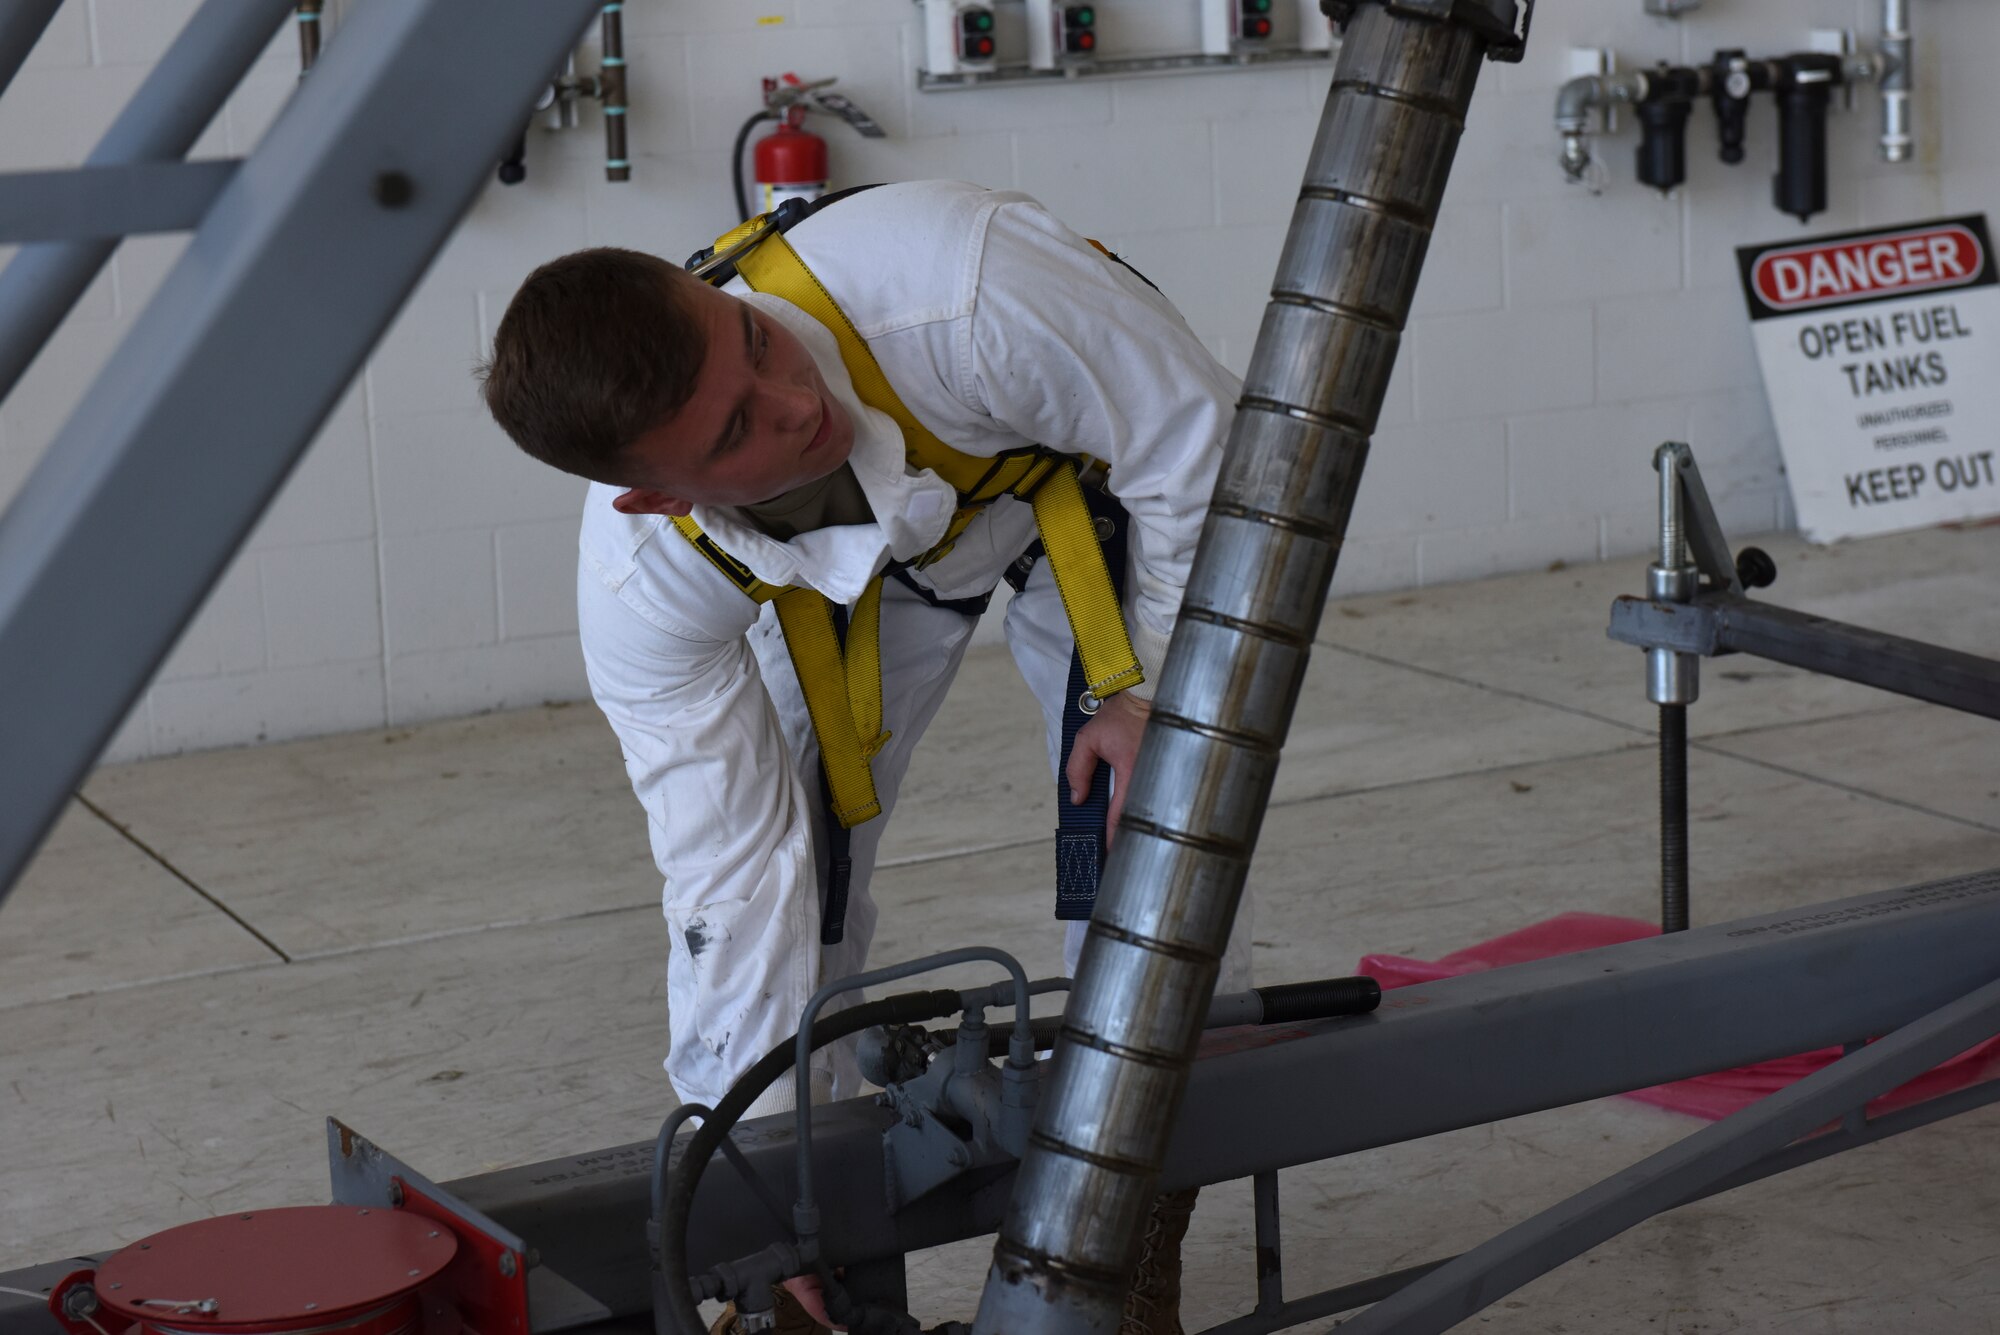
[479,247,706,485]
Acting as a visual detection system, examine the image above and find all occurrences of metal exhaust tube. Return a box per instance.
[972,2,1524,1331]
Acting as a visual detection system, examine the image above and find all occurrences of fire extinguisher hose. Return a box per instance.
[731,110,777,224]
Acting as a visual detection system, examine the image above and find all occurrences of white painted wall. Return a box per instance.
[0,0,1984,761]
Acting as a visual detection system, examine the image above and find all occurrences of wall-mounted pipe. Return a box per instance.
[296,1,323,76]
[1879,0,1911,163]
[600,2,628,181]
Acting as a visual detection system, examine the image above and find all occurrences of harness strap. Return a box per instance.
[733,223,1141,695]
[1053,483,1130,920]
[771,584,886,829]
[1030,460,1144,700]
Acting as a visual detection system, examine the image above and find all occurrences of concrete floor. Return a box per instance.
[5,524,2000,1333]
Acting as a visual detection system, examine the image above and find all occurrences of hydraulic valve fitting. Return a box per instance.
[1709,49,1771,166]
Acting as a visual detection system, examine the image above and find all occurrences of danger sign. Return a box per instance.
[1739,215,2000,542]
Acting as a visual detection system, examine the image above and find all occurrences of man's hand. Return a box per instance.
[781,1273,841,1329]
[1065,690,1152,846]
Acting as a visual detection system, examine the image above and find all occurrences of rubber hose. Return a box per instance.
[731,110,776,223]
[1253,975,1382,1024]
[657,987,966,1335]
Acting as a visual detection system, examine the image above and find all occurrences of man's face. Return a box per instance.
[611,276,855,516]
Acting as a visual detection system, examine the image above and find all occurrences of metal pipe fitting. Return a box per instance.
[1554,69,1650,181]
[1879,0,1911,162]
[971,4,1503,1331]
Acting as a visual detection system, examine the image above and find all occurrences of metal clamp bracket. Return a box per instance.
[1322,0,1532,61]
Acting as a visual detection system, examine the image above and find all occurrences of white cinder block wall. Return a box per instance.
[0,0,1984,761]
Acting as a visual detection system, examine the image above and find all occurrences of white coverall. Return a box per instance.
[576,181,1252,1115]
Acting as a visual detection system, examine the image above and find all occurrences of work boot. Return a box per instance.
[1121,1187,1199,1335]
[706,1284,833,1335]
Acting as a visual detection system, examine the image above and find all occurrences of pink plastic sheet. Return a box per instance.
[1360,912,2000,1120]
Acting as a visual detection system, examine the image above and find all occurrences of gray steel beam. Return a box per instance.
[0,0,62,99]
[1608,594,2000,720]
[0,0,291,405]
[0,161,237,243]
[278,870,1998,1321]
[0,0,600,903]
[976,1,1518,1327]
[1341,972,2000,1334]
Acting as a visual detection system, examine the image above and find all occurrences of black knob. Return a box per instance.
[1735,546,1778,589]
[497,129,528,187]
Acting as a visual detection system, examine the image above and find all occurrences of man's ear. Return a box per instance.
[612,488,693,517]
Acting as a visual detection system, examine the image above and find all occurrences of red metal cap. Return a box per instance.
[95,1207,457,1334]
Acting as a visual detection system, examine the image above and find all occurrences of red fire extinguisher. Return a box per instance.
[732,74,884,222]
[755,78,829,214]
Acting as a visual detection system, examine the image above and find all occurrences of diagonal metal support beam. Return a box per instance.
[0,0,292,405]
[0,0,598,902]
[0,0,62,100]
[0,161,238,243]
[1340,971,2000,1335]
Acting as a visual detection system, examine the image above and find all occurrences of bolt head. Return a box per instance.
[372,171,416,208]
[498,1253,518,1278]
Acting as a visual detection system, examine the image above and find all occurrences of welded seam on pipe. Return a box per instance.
[1080,919,1221,965]
[1115,818,1255,859]
[1328,77,1469,124]
[1024,1132,1163,1175]
[1028,1025,1186,1067]
[1297,184,1432,226]
[1146,710,1283,755]
[1176,605,1319,650]
[1237,394,1373,438]
[1269,290,1403,333]
[1207,499,1355,542]
[992,1247,1132,1288]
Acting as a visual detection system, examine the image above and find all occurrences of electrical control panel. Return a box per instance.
[922,0,1335,89]
[923,0,999,77]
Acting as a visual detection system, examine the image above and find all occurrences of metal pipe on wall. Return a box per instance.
[1879,0,1911,162]
[971,2,1522,1330]
[297,1,324,75]
[0,0,295,407]
[600,2,628,180]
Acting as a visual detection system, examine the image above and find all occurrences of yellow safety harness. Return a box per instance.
[673,207,1142,836]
